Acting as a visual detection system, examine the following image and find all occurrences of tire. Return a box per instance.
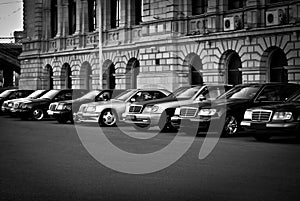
[253,134,271,142]
[222,115,239,136]
[158,111,177,133]
[32,108,45,121]
[133,123,150,131]
[98,109,117,127]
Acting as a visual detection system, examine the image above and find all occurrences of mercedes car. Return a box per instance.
[77,89,171,127]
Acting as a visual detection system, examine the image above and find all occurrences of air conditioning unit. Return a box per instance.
[224,17,234,31]
[266,10,279,26]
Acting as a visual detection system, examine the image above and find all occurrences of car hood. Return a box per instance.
[201,98,250,109]
[83,99,124,107]
[23,98,50,105]
[137,96,189,106]
[252,102,300,111]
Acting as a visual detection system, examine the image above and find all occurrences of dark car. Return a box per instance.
[47,89,125,124]
[2,90,49,115]
[123,84,233,132]
[0,89,34,114]
[17,89,87,120]
[171,83,300,136]
[241,89,300,141]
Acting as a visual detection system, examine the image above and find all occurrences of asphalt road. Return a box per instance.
[0,115,300,201]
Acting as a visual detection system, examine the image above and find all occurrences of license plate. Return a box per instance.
[251,123,266,129]
[126,115,136,121]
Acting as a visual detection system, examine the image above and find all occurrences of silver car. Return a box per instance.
[123,84,233,132]
[76,89,171,126]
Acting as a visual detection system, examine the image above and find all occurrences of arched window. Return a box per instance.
[269,49,288,83]
[227,52,242,85]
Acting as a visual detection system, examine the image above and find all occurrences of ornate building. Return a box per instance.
[20,0,300,91]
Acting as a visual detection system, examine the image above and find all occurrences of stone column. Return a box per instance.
[74,0,82,34]
[62,1,69,36]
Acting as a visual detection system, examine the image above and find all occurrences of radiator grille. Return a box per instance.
[129,105,143,113]
[252,110,272,122]
[179,107,198,117]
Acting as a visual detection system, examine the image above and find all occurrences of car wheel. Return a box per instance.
[99,109,117,127]
[222,115,239,136]
[253,134,271,142]
[158,111,177,133]
[133,123,150,131]
[32,108,45,121]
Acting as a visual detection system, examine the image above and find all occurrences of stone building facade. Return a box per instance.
[20,0,300,91]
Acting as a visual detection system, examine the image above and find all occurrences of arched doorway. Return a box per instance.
[221,50,242,85]
[45,65,53,89]
[269,48,288,83]
[62,63,72,89]
[102,60,116,89]
[80,62,92,90]
[126,58,140,89]
[183,53,203,85]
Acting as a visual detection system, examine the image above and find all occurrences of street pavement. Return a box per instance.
[0,116,300,201]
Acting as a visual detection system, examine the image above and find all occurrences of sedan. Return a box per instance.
[241,90,300,141]
[77,89,171,127]
[123,84,232,132]
[171,83,300,136]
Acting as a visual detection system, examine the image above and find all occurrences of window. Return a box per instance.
[228,0,244,10]
[88,0,97,32]
[135,0,143,25]
[51,0,58,38]
[69,0,76,34]
[111,0,121,28]
[192,0,208,15]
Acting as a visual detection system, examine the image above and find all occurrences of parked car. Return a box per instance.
[241,89,300,141]
[47,89,125,124]
[123,84,233,132]
[171,83,300,136]
[77,89,171,126]
[0,89,34,114]
[17,89,87,120]
[2,90,49,115]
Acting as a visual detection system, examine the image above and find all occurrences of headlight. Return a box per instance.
[63,104,72,111]
[143,105,153,113]
[22,104,32,109]
[272,112,293,121]
[174,108,180,116]
[151,105,159,113]
[8,102,13,107]
[244,110,252,120]
[198,109,217,116]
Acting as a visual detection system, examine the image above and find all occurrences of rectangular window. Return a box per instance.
[88,0,97,32]
[135,0,143,25]
[192,0,208,15]
[228,0,244,10]
[51,0,58,38]
[111,0,121,28]
[69,0,76,35]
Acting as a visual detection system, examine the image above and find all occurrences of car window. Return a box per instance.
[218,85,261,100]
[0,90,13,98]
[256,85,298,102]
[115,90,136,101]
[176,86,202,99]
[199,86,226,100]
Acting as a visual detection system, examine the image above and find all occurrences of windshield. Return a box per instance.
[176,86,203,99]
[115,90,135,101]
[39,90,60,99]
[218,85,261,100]
[28,90,45,98]
[0,90,13,98]
[289,91,300,102]
[78,90,100,100]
